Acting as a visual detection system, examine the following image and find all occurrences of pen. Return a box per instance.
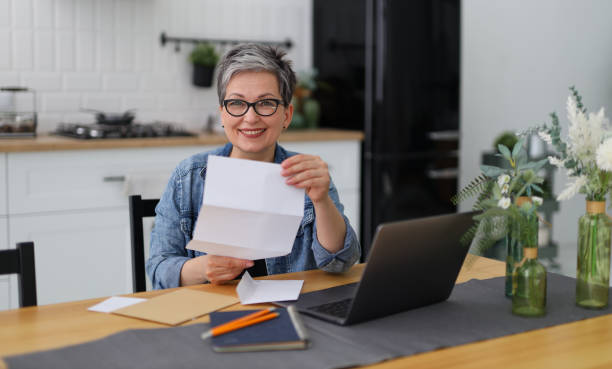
[201,308,279,340]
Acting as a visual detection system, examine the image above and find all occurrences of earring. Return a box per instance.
[221,125,224,128]
[282,126,286,129]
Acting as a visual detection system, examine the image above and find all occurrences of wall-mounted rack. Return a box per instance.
[159,32,293,52]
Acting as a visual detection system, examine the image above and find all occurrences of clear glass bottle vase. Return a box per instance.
[576,200,611,309]
[512,246,547,317]
[505,217,522,297]
[505,196,532,297]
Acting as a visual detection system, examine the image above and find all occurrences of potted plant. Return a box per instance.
[189,43,219,88]
[290,69,320,129]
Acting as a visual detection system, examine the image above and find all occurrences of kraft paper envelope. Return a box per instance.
[112,289,239,326]
[187,155,305,260]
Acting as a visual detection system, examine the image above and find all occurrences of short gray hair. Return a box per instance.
[216,44,297,106]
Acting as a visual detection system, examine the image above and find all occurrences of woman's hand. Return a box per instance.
[204,255,253,284]
[281,154,330,203]
[181,254,253,285]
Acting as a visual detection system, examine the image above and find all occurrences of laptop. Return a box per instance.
[281,212,475,326]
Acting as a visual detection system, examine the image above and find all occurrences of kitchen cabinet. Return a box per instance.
[8,209,130,308]
[1,135,361,309]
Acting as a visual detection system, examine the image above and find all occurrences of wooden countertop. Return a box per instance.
[0,129,364,153]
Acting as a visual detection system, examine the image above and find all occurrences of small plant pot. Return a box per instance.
[192,64,215,87]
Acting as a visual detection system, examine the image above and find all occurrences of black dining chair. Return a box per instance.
[0,241,37,307]
[128,195,159,292]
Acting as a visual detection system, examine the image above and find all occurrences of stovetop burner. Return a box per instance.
[55,122,196,139]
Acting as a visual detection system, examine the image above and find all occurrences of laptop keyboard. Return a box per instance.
[307,298,353,318]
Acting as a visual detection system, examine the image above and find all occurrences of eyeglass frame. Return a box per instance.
[222,98,285,117]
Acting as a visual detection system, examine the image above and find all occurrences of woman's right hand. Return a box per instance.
[202,255,254,284]
[180,254,253,286]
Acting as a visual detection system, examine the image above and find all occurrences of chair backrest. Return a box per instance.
[0,242,37,307]
[128,195,159,292]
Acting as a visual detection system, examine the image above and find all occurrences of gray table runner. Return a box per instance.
[6,273,612,369]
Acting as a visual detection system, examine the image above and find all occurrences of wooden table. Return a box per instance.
[1,255,610,369]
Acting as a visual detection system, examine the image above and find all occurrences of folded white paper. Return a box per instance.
[88,296,146,313]
[236,271,304,304]
[187,155,305,260]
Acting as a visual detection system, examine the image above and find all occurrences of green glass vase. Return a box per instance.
[512,246,547,317]
[576,201,611,309]
[505,196,532,297]
[505,217,522,297]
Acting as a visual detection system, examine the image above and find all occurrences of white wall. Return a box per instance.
[460,0,612,272]
[0,0,312,133]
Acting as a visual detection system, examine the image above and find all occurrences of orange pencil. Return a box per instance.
[201,308,278,340]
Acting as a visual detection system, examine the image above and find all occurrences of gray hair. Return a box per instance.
[216,44,297,106]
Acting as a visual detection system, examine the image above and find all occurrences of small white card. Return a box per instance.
[88,296,147,313]
[236,271,304,305]
[187,155,305,260]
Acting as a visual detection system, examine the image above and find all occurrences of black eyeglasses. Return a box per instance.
[223,98,283,117]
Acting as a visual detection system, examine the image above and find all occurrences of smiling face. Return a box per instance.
[220,71,293,162]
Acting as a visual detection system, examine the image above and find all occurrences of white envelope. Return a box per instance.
[187,155,305,260]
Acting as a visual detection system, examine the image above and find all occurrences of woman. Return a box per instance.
[147,44,360,289]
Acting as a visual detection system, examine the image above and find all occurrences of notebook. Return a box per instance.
[209,306,309,352]
[278,212,475,325]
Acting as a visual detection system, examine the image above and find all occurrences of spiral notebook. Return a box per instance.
[209,307,309,352]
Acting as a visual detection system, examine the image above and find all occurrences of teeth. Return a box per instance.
[241,129,265,135]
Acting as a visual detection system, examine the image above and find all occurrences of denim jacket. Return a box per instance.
[146,142,361,289]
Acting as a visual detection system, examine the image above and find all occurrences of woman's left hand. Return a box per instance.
[281,154,330,203]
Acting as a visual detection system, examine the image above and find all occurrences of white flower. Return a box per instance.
[566,96,609,167]
[538,131,552,145]
[497,197,511,209]
[497,174,510,188]
[557,175,588,201]
[501,184,509,194]
[548,156,565,169]
[531,196,543,206]
[596,138,612,172]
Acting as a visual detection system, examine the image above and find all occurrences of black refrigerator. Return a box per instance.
[313,0,460,259]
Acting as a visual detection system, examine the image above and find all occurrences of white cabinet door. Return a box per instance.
[0,153,6,216]
[9,208,131,306]
[7,146,208,215]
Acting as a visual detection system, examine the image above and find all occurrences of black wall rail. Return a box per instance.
[159,32,293,52]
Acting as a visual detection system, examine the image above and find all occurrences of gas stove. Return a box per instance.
[55,122,196,139]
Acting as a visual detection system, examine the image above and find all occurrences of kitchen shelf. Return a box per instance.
[159,32,293,52]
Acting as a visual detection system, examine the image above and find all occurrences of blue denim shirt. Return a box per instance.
[146,142,361,289]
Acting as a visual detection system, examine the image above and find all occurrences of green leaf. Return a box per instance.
[498,144,512,161]
[531,184,544,193]
[511,137,524,159]
[480,165,504,178]
[532,158,549,172]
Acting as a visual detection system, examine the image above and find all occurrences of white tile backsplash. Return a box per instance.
[55,0,74,29]
[12,30,34,70]
[22,72,62,91]
[1,0,312,132]
[0,31,11,69]
[56,30,75,70]
[63,72,100,91]
[0,0,10,27]
[33,0,54,29]
[0,72,19,86]
[12,0,33,28]
[34,30,55,71]
[43,93,80,111]
[103,73,139,91]
[75,31,95,71]
[75,0,95,31]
